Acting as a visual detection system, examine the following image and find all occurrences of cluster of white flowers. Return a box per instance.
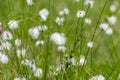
[26,0,34,6]
[39,8,49,21]
[79,55,86,66]
[0,52,8,64]
[99,23,113,35]
[21,59,43,78]
[59,8,70,16]
[87,41,93,48]
[89,74,105,80]
[29,25,47,39]
[84,0,95,8]
[50,32,66,46]
[55,17,64,26]
[76,10,86,18]
[8,20,19,30]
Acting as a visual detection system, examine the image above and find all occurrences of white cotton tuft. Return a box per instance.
[50,32,66,46]
[39,9,49,21]
[76,10,86,18]
[8,20,19,29]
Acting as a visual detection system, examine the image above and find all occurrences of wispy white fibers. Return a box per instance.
[39,8,49,21]
[2,31,13,40]
[26,0,34,6]
[87,41,93,48]
[0,52,8,64]
[89,74,105,80]
[59,8,70,16]
[76,10,86,18]
[50,32,66,46]
[8,20,19,29]
[84,0,95,8]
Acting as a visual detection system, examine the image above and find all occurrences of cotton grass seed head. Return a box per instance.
[108,15,117,25]
[2,31,13,40]
[89,74,105,80]
[87,41,93,48]
[39,8,49,21]
[50,32,66,46]
[0,52,8,64]
[76,10,86,18]
[84,0,95,8]
[55,17,64,26]
[79,55,86,66]
[28,27,40,39]
[59,8,70,16]
[26,0,34,6]
[8,20,19,29]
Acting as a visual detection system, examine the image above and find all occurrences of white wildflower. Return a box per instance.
[1,41,11,50]
[89,74,105,80]
[33,68,43,78]
[105,27,113,35]
[26,0,34,6]
[69,57,76,66]
[87,41,93,48]
[50,32,66,46]
[21,59,30,66]
[55,17,64,26]
[59,8,70,16]
[76,10,86,18]
[37,25,47,32]
[14,76,26,80]
[39,9,49,21]
[16,48,26,58]
[85,18,92,24]
[109,1,119,13]
[99,23,109,31]
[84,0,95,8]
[79,55,86,66]
[57,46,66,53]
[15,38,21,47]
[2,31,13,40]
[108,16,117,25]
[28,27,40,39]
[0,52,8,64]
[35,40,44,46]
[8,20,19,29]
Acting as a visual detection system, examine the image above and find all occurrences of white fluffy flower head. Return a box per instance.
[50,32,66,46]
[2,31,13,40]
[77,10,86,18]
[26,0,34,6]
[85,0,95,8]
[87,41,93,48]
[89,74,105,80]
[8,20,19,29]
[39,9,49,21]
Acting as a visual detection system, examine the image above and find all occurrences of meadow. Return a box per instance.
[0,0,120,80]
